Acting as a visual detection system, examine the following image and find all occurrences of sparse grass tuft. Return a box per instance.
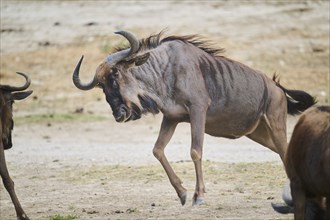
[126,207,138,213]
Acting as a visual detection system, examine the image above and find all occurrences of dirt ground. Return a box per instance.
[0,1,329,219]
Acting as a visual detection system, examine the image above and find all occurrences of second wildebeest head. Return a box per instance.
[72,31,158,122]
[0,72,32,149]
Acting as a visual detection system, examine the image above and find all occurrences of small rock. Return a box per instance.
[38,41,51,47]
[312,46,324,53]
[74,108,84,114]
[84,22,98,26]
[87,210,99,214]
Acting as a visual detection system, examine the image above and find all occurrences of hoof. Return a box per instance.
[192,196,204,206]
[17,213,30,220]
[271,202,293,214]
[282,180,293,206]
[179,191,187,206]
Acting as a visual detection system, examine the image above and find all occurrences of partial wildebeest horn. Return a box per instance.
[0,72,31,91]
[72,55,99,90]
[106,30,140,65]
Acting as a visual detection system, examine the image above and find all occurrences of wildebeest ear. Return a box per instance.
[12,90,33,100]
[135,52,150,66]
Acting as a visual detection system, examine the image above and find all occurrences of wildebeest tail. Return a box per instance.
[273,75,317,115]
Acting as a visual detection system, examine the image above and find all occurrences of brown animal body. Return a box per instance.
[72,30,316,205]
[273,106,330,220]
[0,72,32,220]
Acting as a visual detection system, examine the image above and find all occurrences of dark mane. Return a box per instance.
[161,34,225,56]
[115,31,225,57]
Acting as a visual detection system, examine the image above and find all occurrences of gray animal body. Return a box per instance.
[72,31,316,205]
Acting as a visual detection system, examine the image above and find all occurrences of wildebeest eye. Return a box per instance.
[112,68,119,77]
[108,72,119,89]
[113,82,119,89]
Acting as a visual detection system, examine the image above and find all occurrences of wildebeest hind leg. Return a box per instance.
[0,144,30,220]
[246,116,281,156]
[153,117,187,205]
[247,103,288,161]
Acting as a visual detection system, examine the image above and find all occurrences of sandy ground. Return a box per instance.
[0,1,329,219]
[1,117,291,220]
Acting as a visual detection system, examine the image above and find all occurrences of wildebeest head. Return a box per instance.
[72,31,158,122]
[0,72,32,149]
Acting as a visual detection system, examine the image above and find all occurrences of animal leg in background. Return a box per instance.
[290,180,306,220]
[0,142,30,220]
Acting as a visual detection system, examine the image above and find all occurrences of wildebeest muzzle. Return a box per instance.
[112,104,143,122]
[104,90,132,122]
[113,104,131,122]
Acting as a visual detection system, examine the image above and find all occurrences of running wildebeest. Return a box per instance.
[72,30,316,205]
[272,106,330,220]
[0,72,32,220]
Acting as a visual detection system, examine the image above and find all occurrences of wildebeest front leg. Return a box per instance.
[0,143,30,220]
[153,117,187,205]
[189,107,207,205]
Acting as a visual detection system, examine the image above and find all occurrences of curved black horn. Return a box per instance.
[72,55,98,90]
[115,30,140,55]
[106,30,140,64]
[0,72,31,91]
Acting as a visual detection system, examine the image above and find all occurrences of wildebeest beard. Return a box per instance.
[2,119,14,150]
[104,88,159,122]
[138,95,159,115]
[2,133,13,150]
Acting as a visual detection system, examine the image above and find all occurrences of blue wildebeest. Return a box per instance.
[0,72,32,220]
[272,106,330,220]
[72,30,316,205]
